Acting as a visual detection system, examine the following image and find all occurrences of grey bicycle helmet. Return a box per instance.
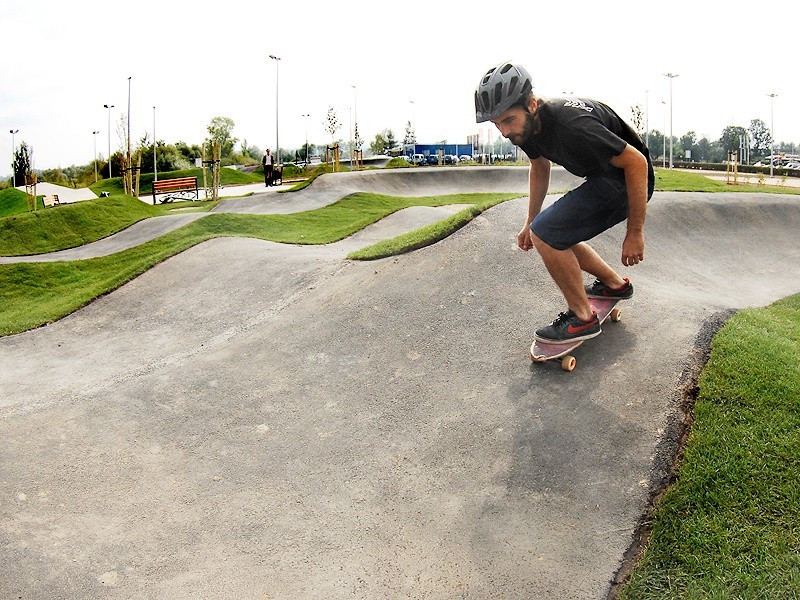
[474,61,533,123]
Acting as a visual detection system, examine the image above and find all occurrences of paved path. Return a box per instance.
[1,168,799,598]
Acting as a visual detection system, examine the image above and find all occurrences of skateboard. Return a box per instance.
[530,297,623,372]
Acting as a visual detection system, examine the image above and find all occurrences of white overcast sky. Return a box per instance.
[2,0,798,172]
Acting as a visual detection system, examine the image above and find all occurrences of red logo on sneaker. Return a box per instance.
[567,320,597,334]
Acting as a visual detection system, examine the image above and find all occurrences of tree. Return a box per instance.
[383,129,397,152]
[696,137,715,162]
[206,116,237,157]
[368,129,397,155]
[403,121,416,145]
[630,105,644,137]
[324,107,341,144]
[12,141,32,186]
[369,131,389,155]
[720,125,748,155]
[646,129,665,162]
[354,122,363,152]
[748,118,772,158]
[679,131,697,161]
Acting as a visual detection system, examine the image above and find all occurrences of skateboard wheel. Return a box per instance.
[561,356,576,371]
[610,308,622,322]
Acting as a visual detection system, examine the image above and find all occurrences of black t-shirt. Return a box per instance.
[520,98,653,183]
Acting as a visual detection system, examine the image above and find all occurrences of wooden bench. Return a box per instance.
[43,194,60,208]
[152,177,199,204]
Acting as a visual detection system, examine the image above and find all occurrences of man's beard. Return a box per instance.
[507,111,538,146]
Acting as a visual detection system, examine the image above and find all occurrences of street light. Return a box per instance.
[103,104,114,178]
[409,99,415,158]
[352,84,358,155]
[153,106,157,181]
[269,54,281,165]
[767,92,778,178]
[661,100,667,168]
[92,130,100,183]
[126,77,132,167]
[9,129,19,187]
[301,113,310,165]
[663,72,678,168]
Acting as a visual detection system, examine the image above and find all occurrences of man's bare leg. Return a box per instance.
[571,242,627,288]
[531,234,594,321]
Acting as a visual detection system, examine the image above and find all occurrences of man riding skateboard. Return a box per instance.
[474,61,655,344]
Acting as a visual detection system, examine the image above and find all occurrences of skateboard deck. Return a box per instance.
[530,297,623,371]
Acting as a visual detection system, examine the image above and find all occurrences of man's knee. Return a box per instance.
[530,231,562,255]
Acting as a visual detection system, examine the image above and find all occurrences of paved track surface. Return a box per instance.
[1,167,799,598]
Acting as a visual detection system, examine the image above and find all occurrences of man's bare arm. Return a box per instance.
[518,157,551,251]
[610,144,648,266]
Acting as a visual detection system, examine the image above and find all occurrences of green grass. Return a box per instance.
[88,167,263,196]
[348,196,510,260]
[0,188,44,216]
[620,294,800,599]
[0,194,217,256]
[0,192,516,335]
[655,168,800,194]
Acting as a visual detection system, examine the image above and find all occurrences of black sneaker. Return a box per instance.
[585,278,634,299]
[535,310,602,344]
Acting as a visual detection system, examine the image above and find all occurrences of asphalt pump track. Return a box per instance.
[1,167,799,598]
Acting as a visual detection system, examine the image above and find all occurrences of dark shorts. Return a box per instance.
[530,175,655,250]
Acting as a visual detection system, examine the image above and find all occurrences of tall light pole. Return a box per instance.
[301,113,310,165]
[103,104,114,178]
[661,100,667,169]
[126,77,132,169]
[92,130,100,183]
[410,99,415,158]
[767,92,778,177]
[269,54,281,165]
[352,84,358,155]
[663,73,678,168]
[9,129,19,187]
[153,105,157,181]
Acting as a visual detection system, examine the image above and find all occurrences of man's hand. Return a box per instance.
[622,230,644,266]
[518,225,534,251]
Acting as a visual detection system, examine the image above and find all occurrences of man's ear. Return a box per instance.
[527,96,538,114]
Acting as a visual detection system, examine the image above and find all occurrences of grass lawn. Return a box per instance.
[655,168,800,194]
[88,166,263,196]
[0,192,517,335]
[619,294,800,598]
[0,188,45,216]
[0,194,218,256]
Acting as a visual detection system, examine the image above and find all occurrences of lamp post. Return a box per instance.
[126,77,132,169]
[153,105,157,181]
[409,99,415,158]
[9,129,19,187]
[767,92,778,178]
[301,113,310,165]
[269,54,281,165]
[663,72,678,168]
[661,100,666,169]
[92,130,100,183]
[103,104,114,178]
[350,85,358,159]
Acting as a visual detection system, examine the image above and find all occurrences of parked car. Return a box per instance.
[459,154,473,162]
[426,155,440,166]
[412,154,426,166]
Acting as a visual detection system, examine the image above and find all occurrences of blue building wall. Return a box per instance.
[403,143,474,157]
